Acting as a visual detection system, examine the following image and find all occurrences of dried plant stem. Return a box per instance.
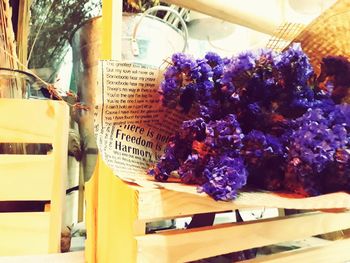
[0,45,88,111]
[27,0,57,65]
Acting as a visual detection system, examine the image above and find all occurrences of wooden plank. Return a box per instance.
[0,155,54,200]
[0,99,66,143]
[84,0,136,261]
[136,211,350,262]
[85,155,139,263]
[136,180,350,211]
[0,251,85,263]
[162,0,279,35]
[48,100,69,253]
[243,238,350,263]
[102,0,121,60]
[0,212,50,256]
[136,187,251,221]
[234,191,350,210]
[134,183,350,220]
[96,157,139,263]
[0,99,68,254]
[85,157,99,263]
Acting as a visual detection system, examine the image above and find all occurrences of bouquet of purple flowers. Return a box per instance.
[148,44,350,201]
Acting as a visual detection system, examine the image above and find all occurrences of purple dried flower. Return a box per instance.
[150,118,206,181]
[152,48,350,201]
[205,114,244,152]
[285,104,350,196]
[178,154,207,185]
[179,117,207,142]
[150,145,180,182]
[172,53,197,71]
[205,52,230,81]
[242,130,286,190]
[285,158,322,196]
[274,43,313,86]
[160,53,198,111]
[179,83,197,113]
[205,52,223,65]
[195,59,214,80]
[221,51,257,86]
[323,148,350,193]
[199,156,248,201]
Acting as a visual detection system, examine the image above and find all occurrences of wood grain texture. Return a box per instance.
[162,0,279,35]
[86,156,350,262]
[134,180,350,212]
[48,99,69,253]
[234,191,350,210]
[0,251,84,263]
[0,99,69,255]
[130,184,350,220]
[85,1,136,261]
[85,159,98,263]
[0,212,50,256]
[101,0,121,60]
[136,211,350,262]
[0,99,59,143]
[136,187,248,221]
[0,155,54,200]
[85,155,139,263]
[243,237,350,263]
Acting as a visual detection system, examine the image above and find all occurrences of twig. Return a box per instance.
[27,0,57,65]
[0,45,88,111]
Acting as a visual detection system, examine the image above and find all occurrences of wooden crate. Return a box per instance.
[85,156,350,263]
[92,1,350,261]
[0,99,69,255]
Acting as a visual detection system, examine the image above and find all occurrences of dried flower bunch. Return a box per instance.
[149,44,350,201]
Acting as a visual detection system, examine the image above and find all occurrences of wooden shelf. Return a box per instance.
[85,156,350,263]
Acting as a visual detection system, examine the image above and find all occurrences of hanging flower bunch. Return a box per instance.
[149,44,350,201]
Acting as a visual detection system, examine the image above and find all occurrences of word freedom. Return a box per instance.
[115,128,153,160]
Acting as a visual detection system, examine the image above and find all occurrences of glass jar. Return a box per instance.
[0,68,37,99]
[0,68,38,154]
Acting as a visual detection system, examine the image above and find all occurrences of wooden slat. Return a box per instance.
[101,0,122,60]
[85,156,350,262]
[48,100,69,253]
[0,212,51,256]
[135,185,350,220]
[135,181,350,216]
[85,155,139,263]
[0,155,54,200]
[0,251,85,263]
[234,191,350,210]
[136,187,250,221]
[162,0,279,35]
[0,99,69,255]
[0,99,65,143]
[136,211,350,263]
[243,238,350,263]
